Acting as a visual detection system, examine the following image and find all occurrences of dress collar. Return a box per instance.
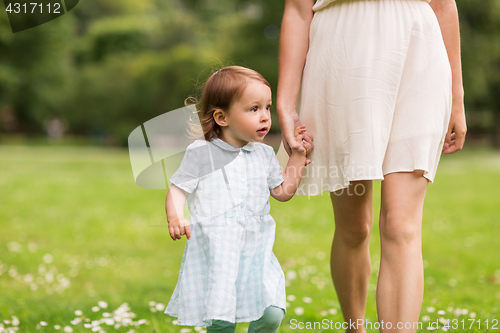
[211,138,255,152]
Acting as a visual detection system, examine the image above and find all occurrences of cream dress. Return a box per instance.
[277,0,452,196]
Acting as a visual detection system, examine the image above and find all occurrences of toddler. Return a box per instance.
[164,66,311,333]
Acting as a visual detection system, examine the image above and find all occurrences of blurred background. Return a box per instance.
[0,0,287,146]
[0,0,499,147]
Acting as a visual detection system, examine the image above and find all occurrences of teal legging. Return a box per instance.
[207,306,284,333]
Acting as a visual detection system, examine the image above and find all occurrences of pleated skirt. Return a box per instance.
[276,0,452,196]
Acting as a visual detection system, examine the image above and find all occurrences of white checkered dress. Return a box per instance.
[164,138,287,327]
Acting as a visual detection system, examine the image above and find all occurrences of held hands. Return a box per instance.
[168,217,191,241]
[281,112,314,157]
[293,125,313,165]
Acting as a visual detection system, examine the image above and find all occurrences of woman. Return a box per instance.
[276,0,466,331]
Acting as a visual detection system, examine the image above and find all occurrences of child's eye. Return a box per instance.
[250,106,258,112]
[266,104,272,111]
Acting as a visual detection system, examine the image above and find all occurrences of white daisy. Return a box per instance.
[294,307,304,315]
[43,254,54,264]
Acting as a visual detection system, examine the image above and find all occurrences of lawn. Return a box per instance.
[0,144,499,332]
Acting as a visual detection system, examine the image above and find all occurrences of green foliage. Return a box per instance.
[0,7,74,131]
[459,0,500,107]
[1,0,500,144]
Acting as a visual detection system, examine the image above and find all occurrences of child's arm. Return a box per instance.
[270,126,311,202]
[165,184,191,240]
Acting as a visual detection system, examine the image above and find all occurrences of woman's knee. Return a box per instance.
[335,221,372,247]
[379,171,427,244]
[380,210,421,245]
[332,201,372,246]
[330,182,373,247]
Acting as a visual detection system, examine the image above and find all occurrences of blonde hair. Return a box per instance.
[189,66,271,141]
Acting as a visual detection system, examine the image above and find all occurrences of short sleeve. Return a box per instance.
[169,143,201,193]
[267,147,284,189]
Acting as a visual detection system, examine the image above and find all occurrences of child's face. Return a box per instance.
[219,80,272,147]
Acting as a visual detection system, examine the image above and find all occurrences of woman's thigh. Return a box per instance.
[330,180,374,244]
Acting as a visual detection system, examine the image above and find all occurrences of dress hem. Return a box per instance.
[294,166,435,197]
[164,303,286,327]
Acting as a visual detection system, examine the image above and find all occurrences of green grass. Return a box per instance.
[0,144,499,332]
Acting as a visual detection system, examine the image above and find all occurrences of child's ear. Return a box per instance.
[213,109,228,127]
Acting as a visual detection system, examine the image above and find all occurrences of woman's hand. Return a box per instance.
[430,0,466,154]
[443,100,466,154]
[280,110,302,155]
[168,217,191,241]
[281,111,314,156]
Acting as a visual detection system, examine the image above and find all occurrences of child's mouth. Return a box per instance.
[257,127,268,135]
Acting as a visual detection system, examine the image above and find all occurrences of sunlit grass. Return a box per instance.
[0,144,499,332]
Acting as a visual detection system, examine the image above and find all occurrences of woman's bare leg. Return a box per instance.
[330,180,373,333]
[377,170,428,332]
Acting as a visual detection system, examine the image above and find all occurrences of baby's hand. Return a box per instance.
[294,125,312,164]
[168,217,191,241]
